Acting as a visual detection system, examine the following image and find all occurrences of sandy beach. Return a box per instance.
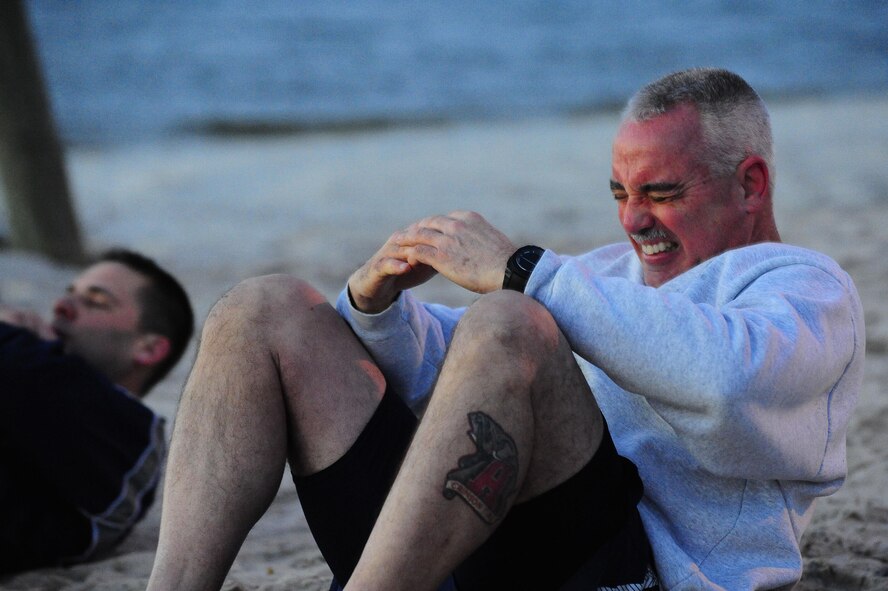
[1,93,886,590]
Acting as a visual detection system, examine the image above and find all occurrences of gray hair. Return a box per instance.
[623,68,774,192]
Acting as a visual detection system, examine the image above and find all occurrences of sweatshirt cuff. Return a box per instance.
[523,249,561,302]
[335,288,406,339]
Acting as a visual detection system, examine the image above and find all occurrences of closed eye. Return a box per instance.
[66,285,117,309]
[609,180,627,201]
[643,182,684,203]
[648,191,681,203]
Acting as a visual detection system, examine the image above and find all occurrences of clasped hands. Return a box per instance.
[348,211,516,314]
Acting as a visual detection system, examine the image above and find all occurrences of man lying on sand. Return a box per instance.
[148,68,864,590]
[0,249,193,574]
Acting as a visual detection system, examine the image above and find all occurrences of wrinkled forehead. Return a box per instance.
[611,104,708,181]
[613,103,704,156]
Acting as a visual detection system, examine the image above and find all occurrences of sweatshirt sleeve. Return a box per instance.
[336,289,464,413]
[525,246,864,481]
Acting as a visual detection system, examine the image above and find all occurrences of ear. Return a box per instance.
[735,155,770,213]
[133,334,171,367]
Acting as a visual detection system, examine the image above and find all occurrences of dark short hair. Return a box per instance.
[97,248,194,393]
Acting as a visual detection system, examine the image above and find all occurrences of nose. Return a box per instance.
[53,296,77,322]
[619,196,655,235]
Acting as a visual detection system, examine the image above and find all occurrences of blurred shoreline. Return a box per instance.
[51,88,888,149]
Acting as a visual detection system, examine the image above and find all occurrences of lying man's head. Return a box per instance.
[51,249,194,395]
[610,68,780,287]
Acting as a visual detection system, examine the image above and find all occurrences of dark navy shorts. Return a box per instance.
[294,389,659,591]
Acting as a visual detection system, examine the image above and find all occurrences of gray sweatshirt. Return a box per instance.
[337,241,864,590]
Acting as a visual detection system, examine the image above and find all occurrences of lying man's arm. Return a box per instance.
[0,304,56,340]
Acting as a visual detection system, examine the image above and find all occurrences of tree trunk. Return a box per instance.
[0,0,84,264]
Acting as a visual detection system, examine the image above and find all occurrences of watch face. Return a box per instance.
[516,251,536,273]
[515,246,544,275]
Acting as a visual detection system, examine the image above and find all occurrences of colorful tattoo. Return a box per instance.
[442,411,519,524]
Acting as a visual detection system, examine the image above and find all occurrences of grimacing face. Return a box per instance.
[610,103,752,287]
[51,261,148,382]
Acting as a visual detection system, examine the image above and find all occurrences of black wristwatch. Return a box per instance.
[502,245,545,292]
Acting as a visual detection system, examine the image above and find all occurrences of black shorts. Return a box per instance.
[293,390,658,591]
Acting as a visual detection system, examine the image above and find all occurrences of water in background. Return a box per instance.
[25,0,888,146]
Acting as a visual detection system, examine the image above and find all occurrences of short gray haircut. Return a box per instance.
[623,68,774,192]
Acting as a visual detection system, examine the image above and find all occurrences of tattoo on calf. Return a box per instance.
[442,411,519,524]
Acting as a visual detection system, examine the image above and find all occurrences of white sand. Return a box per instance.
[1,94,886,590]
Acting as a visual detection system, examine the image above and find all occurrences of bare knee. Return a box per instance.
[202,274,326,342]
[454,291,562,364]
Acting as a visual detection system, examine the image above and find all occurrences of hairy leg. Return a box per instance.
[147,275,385,591]
[347,290,603,591]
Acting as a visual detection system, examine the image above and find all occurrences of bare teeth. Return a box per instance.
[640,241,678,255]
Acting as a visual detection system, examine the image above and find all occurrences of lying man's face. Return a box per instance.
[610,103,752,287]
[51,261,148,381]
